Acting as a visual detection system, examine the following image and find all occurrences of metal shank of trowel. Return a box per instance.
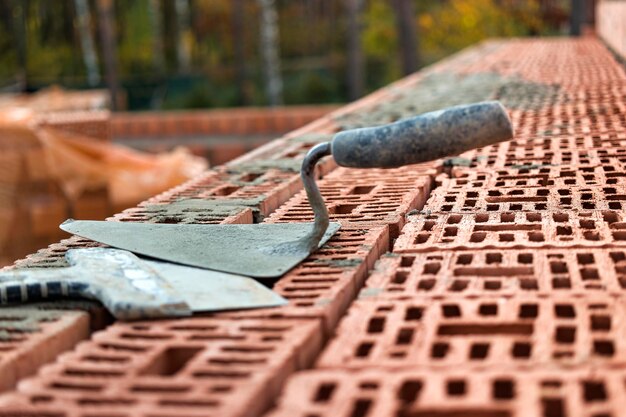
[300,101,514,246]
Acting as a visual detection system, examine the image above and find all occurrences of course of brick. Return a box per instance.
[1,37,625,417]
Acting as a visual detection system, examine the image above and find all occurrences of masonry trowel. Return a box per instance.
[0,248,287,320]
[61,101,514,279]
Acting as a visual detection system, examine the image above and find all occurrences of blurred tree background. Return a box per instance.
[0,0,570,110]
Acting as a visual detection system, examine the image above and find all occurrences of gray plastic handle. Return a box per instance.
[330,101,514,168]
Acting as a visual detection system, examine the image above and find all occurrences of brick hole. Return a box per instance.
[349,399,372,417]
[500,212,515,222]
[210,384,232,393]
[554,304,576,318]
[457,254,473,265]
[603,211,619,224]
[405,307,423,321]
[396,328,414,345]
[550,261,568,273]
[431,342,449,358]
[581,268,599,280]
[444,227,458,237]
[29,395,53,404]
[442,304,461,317]
[470,232,487,243]
[512,204,525,210]
[529,232,545,242]
[398,380,423,404]
[612,231,626,241]
[446,380,466,396]
[314,383,336,402]
[367,317,386,333]
[355,342,374,358]
[556,226,572,236]
[377,305,394,312]
[479,304,498,316]
[82,355,130,364]
[469,343,489,359]
[475,214,489,223]
[552,278,571,289]
[238,172,263,182]
[450,280,469,292]
[591,315,611,331]
[140,346,203,376]
[583,381,608,402]
[99,343,148,353]
[526,213,542,222]
[63,368,125,378]
[493,379,515,400]
[334,204,359,215]
[415,234,430,244]
[423,262,441,274]
[518,253,533,264]
[447,214,462,224]
[519,303,538,318]
[487,204,499,211]
[577,253,595,264]
[350,185,375,195]
[609,202,622,210]
[542,398,565,417]
[359,381,378,390]
[485,281,502,290]
[555,326,576,344]
[418,279,436,290]
[158,399,219,408]
[593,340,615,357]
[512,342,532,358]
[499,233,514,242]
[50,381,103,392]
[394,271,409,284]
[582,202,596,209]
[400,256,415,267]
[211,185,240,196]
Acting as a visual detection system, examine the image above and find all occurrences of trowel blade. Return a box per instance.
[144,259,288,312]
[61,220,341,279]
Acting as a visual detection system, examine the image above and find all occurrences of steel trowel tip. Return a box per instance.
[60,219,76,229]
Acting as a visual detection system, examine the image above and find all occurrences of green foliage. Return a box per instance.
[418,0,546,64]
[0,0,560,107]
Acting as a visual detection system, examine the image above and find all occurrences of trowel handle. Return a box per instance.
[330,101,513,168]
[0,272,87,305]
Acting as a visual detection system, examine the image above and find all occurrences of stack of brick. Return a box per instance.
[268,38,626,417]
[0,111,112,267]
[0,37,624,417]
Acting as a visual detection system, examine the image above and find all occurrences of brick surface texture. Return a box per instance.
[1,37,626,417]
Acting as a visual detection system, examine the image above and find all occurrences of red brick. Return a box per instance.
[364,248,626,297]
[0,317,321,417]
[394,210,626,251]
[445,164,626,189]
[317,297,626,369]
[266,166,433,238]
[0,309,89,392]
[268,368,626,417]
[37,111,111,142]
[423,184,626,212]
[217,225,389,335]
